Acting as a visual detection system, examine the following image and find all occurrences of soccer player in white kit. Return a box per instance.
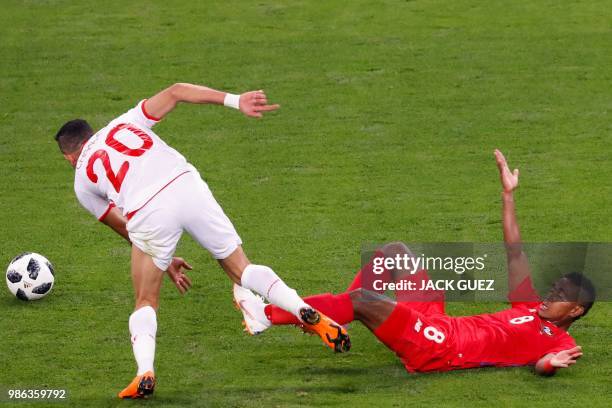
[54,83,350,399]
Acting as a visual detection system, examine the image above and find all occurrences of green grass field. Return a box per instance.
[1,0,611,406]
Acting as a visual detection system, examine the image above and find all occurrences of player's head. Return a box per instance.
[539,272,596,324]
[55,119,93,167]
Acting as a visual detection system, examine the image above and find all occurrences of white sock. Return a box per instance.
[249,294,271,324]
[129,306,157,376]
[240,264,309,318]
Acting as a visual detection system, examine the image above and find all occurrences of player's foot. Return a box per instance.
[117,371,156,399]
[299,308,351,353]
[233,284,271,335]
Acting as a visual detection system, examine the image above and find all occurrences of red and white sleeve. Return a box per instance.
[75,186,114,221]
[114,100,161,130]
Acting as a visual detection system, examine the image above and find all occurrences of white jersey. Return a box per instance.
[74,100,192,220]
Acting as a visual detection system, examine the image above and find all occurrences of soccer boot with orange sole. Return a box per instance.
[299,308,351,353]
[117,371,156,399]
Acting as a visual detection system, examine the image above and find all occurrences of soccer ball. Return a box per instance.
[6,252,55,301]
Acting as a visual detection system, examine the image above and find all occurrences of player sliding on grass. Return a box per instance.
[235,150,595,375]
[54,83,350,399]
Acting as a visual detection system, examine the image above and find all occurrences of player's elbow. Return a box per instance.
[504,243,523,258]
[381,241,412,258]
[167,82,184,99]
[169,83,188,101]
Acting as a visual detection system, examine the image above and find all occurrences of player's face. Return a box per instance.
[538,278,583,322]
[538,300,578,321]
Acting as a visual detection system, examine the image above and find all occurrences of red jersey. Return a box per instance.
[373,276,576,372]
[451,303,576,369]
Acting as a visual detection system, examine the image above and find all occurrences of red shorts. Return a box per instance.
[373,302,458,373]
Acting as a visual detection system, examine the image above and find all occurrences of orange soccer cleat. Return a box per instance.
[299,308,351,353]
[117,371,156,399]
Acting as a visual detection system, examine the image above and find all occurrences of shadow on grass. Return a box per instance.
[293,361,532,380]
[71,385,357,408]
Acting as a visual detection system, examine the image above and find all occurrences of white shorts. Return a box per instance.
[126,166,242,270]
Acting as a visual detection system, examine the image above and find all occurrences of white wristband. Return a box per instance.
[224,93,240,110]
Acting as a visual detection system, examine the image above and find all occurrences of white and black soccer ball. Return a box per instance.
[6,252,55,301]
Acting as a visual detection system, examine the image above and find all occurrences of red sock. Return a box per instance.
[265,293,354,325]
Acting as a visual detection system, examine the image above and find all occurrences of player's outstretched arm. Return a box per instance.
[495,149,532,293]
[495,149,520,243]
[143,83,280,120]
[535,346,583,376]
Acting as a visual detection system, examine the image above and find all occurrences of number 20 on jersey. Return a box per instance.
[86,124,153,193]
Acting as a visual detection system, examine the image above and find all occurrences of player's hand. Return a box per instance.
[550,346,583,368]
[166,257,193,294]
[494,149,519,193]
[239,90,280,118]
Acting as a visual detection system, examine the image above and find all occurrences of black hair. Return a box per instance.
[563,272,596,320]
[55,119,93,154]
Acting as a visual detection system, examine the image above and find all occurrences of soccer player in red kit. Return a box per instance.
[235,150,595,375]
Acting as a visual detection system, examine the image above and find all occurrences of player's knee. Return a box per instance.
[348,288,383,303]
[381,241,412,258]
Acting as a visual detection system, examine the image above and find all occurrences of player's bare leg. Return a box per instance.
[349,288,396,331]
[222,246,350,352]
[118,246,164,399]
[218,246,250,283]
